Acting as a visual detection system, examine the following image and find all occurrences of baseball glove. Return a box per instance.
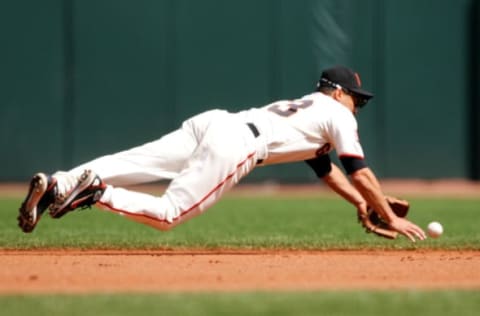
[358,196,410,239]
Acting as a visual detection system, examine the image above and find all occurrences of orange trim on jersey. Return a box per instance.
[98,151,257,225]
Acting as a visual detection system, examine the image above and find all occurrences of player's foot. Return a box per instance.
[49,169,106,218]
[18,173,57,233]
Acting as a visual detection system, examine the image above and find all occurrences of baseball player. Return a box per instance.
[18,65,427,242]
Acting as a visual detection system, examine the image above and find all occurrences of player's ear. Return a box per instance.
[331,88,343,101]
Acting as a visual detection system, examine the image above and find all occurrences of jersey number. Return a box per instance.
[267,99,313,117]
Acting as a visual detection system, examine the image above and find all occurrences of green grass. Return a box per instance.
[1,291,480,316]
[1,196,480,250]
[2,195,479,315]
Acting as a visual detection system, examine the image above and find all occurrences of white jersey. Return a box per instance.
[238,92,364,165]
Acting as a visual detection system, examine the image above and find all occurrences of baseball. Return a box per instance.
[427,221,443,238]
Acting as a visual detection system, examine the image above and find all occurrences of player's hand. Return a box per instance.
[389,217,427,242]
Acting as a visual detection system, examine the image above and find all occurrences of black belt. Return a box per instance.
[246,123,263,164]
[247,122,260,137]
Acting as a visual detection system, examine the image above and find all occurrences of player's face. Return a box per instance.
[335,90,357,114]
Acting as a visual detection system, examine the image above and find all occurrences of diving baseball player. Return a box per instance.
[18,65,427,242]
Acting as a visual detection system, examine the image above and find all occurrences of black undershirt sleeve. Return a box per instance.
[339,156,368,175]
[305,155,332,178]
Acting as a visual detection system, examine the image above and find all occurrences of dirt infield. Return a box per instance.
[1,249,479,293]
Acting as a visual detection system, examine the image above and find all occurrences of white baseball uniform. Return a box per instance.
[67,92,363,230]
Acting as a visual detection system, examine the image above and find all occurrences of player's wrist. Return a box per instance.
[354,200,367,213]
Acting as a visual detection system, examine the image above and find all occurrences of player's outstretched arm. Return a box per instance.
[322,163,367,215]
[349,168,427,242]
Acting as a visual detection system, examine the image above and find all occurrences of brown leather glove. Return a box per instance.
[358,196,410,239]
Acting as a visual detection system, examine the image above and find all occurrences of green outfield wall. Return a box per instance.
[1,0,478,181]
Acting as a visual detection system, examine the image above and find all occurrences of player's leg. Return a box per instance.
[96,118,259,231]
[51,109,228,213]
[68,128,198,186]
[17,110,245,232]
[18,123,196,232]
[66,109,226,186]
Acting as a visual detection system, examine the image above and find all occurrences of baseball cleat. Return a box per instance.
[49,169,106,218]
[18,173,57,233]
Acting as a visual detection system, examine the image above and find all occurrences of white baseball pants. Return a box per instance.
[69,110,264,230]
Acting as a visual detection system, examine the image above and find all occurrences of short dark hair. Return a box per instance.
[317,86,336,95]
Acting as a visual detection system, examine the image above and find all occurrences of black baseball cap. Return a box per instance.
[317,65,374,107]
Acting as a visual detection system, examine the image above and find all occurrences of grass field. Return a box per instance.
[1,196,479,250]
[1,193,480,315]
[1,291,480,316]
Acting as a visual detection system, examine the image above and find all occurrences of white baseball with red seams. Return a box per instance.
[68,92,363,231]
[427,221,443,238]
